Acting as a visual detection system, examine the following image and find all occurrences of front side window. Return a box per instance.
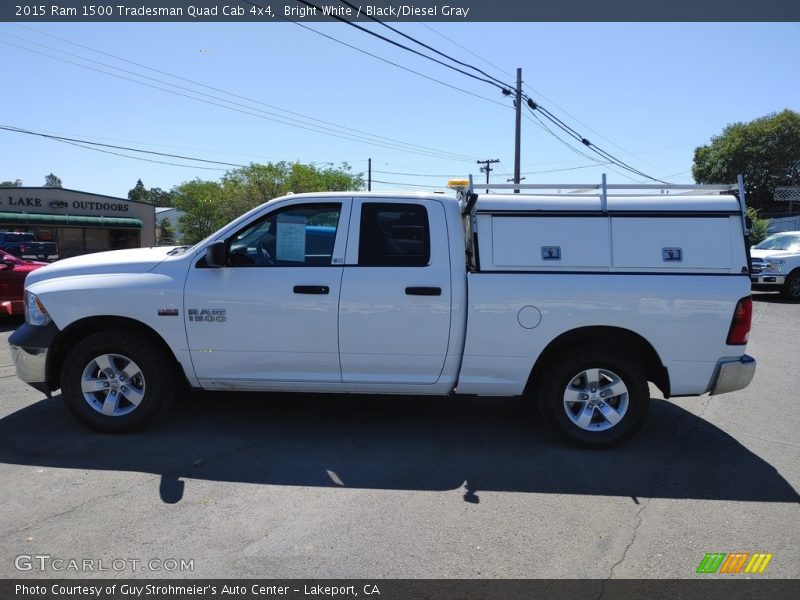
[227,203,341,267]
[358,203,430,267]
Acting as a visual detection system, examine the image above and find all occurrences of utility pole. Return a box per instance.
[477,159,499,193]
[368,158,372,191]
[513,67,522,194]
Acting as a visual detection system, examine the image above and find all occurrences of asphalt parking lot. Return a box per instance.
[0,292,798,580]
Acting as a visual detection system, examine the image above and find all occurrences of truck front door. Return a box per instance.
[338,199,452,385]
[184,199,350,387]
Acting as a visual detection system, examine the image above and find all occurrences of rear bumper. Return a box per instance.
[709,354,756,396]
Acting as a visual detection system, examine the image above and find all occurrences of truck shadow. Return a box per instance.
[0,392,797,505]
[751,292,797,305]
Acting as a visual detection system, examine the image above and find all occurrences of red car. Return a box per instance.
[0,250,46,316]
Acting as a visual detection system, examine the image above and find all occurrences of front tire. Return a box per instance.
[782,271,800,301]
[537,345,650,449]
[61,330,176,432]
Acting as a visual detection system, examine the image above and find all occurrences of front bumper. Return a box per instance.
[750,274,786,285]
[709,354,756,396]
[8,321,60,394]
[10,344,49,387]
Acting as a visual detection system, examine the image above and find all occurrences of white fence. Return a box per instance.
[768,216,800,233]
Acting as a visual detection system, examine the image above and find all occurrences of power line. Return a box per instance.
[525,111,604,165]
[525,101,667,183]
[0,125,247,167]
[371,179,445,190]
[337,0,514,91]
[317,4,664,179]
[372,169,465,178]
[347,10,668,178]
[1,35,475,163]
[519,162,614,175]
[275,20,510,109]
[523,113,645,183]
[523,82,667,172]
[15,25,479,161]
[271,0,509,92]
[270,3,663,182]
[0,125,246,171]
[531,101,661,181]
[380,0,512,84]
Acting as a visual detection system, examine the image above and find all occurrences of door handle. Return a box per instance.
[293,285,329,295]
[405,286,441,296]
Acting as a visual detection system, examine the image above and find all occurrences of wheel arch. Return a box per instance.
[525,325,670,398]
[47,315,187,391]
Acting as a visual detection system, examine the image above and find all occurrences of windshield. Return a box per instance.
[755,233,800,251]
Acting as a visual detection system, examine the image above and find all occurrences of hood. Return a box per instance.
[750,248,798,260]
[25,247,176,286]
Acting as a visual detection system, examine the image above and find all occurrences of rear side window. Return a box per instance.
[358,203,430,267]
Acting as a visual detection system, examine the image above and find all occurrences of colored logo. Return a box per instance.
[696,552,773,574]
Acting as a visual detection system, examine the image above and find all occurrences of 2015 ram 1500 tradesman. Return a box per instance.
[8,179,756,448]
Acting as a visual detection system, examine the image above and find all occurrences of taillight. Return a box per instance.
[727,296,752,345]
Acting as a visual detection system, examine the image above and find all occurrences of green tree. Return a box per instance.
[172,179,224,244]
[746,207,771,246]
[128,179,147,202]
[692,110,800,210]
[148,187,174,207]
[0,179,22,187]
[128,179,174,206]
[44,173,62,188]
[157,217,175,244]
[171,162,363,244]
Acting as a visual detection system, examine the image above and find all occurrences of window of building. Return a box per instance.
[110,229,140,250]
[358,203,430,267]
[85,228,110,251]
[59,228,83,252]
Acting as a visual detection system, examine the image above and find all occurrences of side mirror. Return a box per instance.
[205,241,227,268]
[1,258,15,270]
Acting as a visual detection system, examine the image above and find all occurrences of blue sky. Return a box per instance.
[1,21,798,197]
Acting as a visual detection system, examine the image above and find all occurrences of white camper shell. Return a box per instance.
[473,194,747,274]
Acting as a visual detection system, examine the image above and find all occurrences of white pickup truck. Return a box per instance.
[9,178,756,448]
[749,230,800,300]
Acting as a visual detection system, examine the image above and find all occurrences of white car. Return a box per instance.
[750,231,800,300]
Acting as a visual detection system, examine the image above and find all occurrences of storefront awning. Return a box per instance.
[0,212,143,228]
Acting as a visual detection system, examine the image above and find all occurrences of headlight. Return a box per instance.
[765,258,786,272]
[24,291,51,326]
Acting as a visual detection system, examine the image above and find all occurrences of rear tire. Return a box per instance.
[61,330,176,433]
[781,271,800,301]
[536,344,650,449]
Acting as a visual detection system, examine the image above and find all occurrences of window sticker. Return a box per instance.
[276,214,307,262]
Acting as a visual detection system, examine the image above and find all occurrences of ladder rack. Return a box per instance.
[459,173,749,234]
